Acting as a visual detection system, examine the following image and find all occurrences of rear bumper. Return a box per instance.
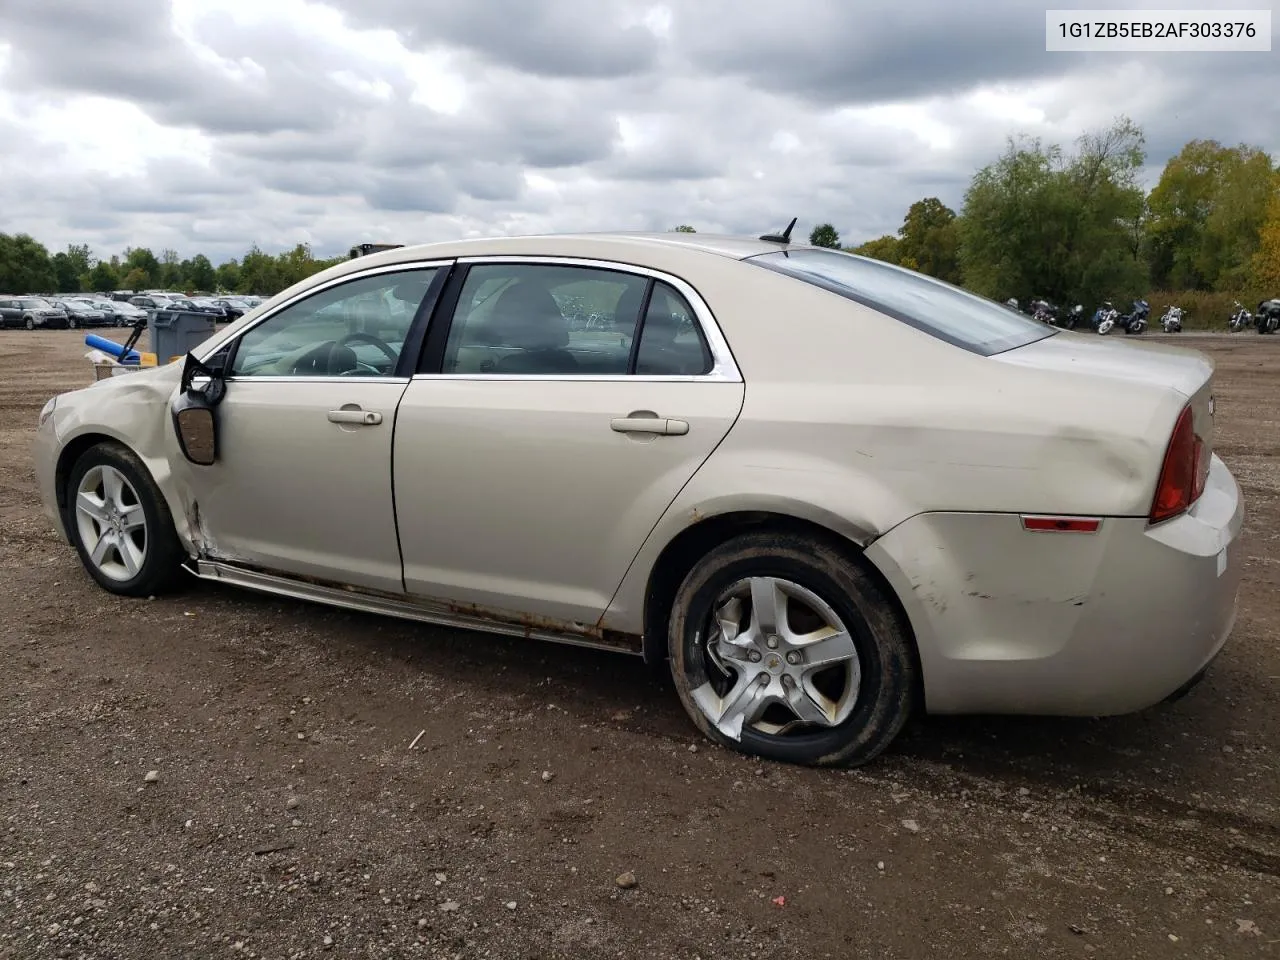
[864,454,1244,716]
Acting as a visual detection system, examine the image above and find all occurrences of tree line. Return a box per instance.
[0,238,348,299]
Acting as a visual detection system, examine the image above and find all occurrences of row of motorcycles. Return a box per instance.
[1007,297,1175,335]
[1227,299,1280,334]
[1009,296,1280,335]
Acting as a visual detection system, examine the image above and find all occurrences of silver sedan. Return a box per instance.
[30,230,1244,766]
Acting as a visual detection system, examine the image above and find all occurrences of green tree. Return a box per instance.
[123,247,160,288]
[959,117,1147,307]
[898,198,961,283]
[1251,171,1280,289]
[0,233,57,293]
[52,253,81,292]
[809,223,840,248]
[237,245,283,295]
[87,261,120,293]
[670,225,696,233]
[850,235,905,265]
[159,248,183,289]
[187,253,217,291]
[1200,146,1276,290]
[51,243,95,292]
[121,267,149,290]
[1146,140,1276,290]
[215,259,241,292]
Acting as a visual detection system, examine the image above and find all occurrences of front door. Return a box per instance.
[176,263,448,592]
[393,260,745,627]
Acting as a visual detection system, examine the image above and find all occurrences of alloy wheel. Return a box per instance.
[74,464,148,582]
[690,576,861,739]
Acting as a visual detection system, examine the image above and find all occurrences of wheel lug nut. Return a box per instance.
[748,650,762,662]
[785,651,801,665]
[766,635,779,649]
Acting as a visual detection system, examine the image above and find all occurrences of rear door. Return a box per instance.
[392,257,745,627]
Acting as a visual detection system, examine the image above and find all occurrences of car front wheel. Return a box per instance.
[65,441,185,597]
[668,530,918,767]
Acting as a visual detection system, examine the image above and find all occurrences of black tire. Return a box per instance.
[67,317,77,330]
[24,315,34,330]
[64,441,186,597]
[668,530,918,767]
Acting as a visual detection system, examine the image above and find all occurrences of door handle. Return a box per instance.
[328,408,383,426]
[610,417,689,436]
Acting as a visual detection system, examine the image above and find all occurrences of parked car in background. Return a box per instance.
[207,298,252,321]
[166,297,227,319]
[73,297,146,327]
[105,300,148,327]
[129,294,171,317]
[56,299,110,328]
[31,231,1243,768]
[0,296,68,329]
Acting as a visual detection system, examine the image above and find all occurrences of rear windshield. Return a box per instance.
[746,248,1054,356]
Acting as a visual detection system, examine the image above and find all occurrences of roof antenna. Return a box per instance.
[759,217,797,244]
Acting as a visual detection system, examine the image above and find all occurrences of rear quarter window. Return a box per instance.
[746,248,1054,357]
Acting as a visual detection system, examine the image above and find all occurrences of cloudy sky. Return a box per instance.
[0,0,1276,264]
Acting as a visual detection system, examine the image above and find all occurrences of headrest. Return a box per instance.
[613,284,646,331]
[488,281,569,350]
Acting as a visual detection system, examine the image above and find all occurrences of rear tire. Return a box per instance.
[667,530,918,767]
[64,441,186,597]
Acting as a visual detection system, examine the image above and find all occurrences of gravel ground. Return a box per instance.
[1,329,1277,960]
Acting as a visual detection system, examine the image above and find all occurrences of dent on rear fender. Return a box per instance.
[863,511,1110,666]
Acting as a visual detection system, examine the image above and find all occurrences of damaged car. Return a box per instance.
[32,229,1245,767]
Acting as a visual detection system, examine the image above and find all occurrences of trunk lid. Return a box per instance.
[994,329,1216,463]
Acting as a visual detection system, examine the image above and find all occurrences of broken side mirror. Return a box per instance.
[171,351,225,465]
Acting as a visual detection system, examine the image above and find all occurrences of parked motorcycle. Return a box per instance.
[1120,298,1150,335]
[1257,298,1280,334]
[1092,301,1118,334]
[1159,305,1184,333]
[1228,300,1252,332]
[1030,298,1057,326]
[1060,304,1083,330]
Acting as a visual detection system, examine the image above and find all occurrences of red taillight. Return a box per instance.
[1150,404,1206,524]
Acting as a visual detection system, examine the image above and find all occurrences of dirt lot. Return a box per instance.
[1,329,1277,960]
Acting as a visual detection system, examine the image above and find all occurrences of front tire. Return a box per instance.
[65,441,186,597]
[668,531,918,767]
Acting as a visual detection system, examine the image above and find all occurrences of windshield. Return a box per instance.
[746,248,1054,357]
[20,298,53,309]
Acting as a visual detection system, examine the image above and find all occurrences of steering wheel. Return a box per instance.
[331,331,398,375]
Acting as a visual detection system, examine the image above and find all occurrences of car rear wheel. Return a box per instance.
[668,531,918,767]
[65,441,185,597]
[24,315,34,330]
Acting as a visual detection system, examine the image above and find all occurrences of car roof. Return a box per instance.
[347,231,814,270]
